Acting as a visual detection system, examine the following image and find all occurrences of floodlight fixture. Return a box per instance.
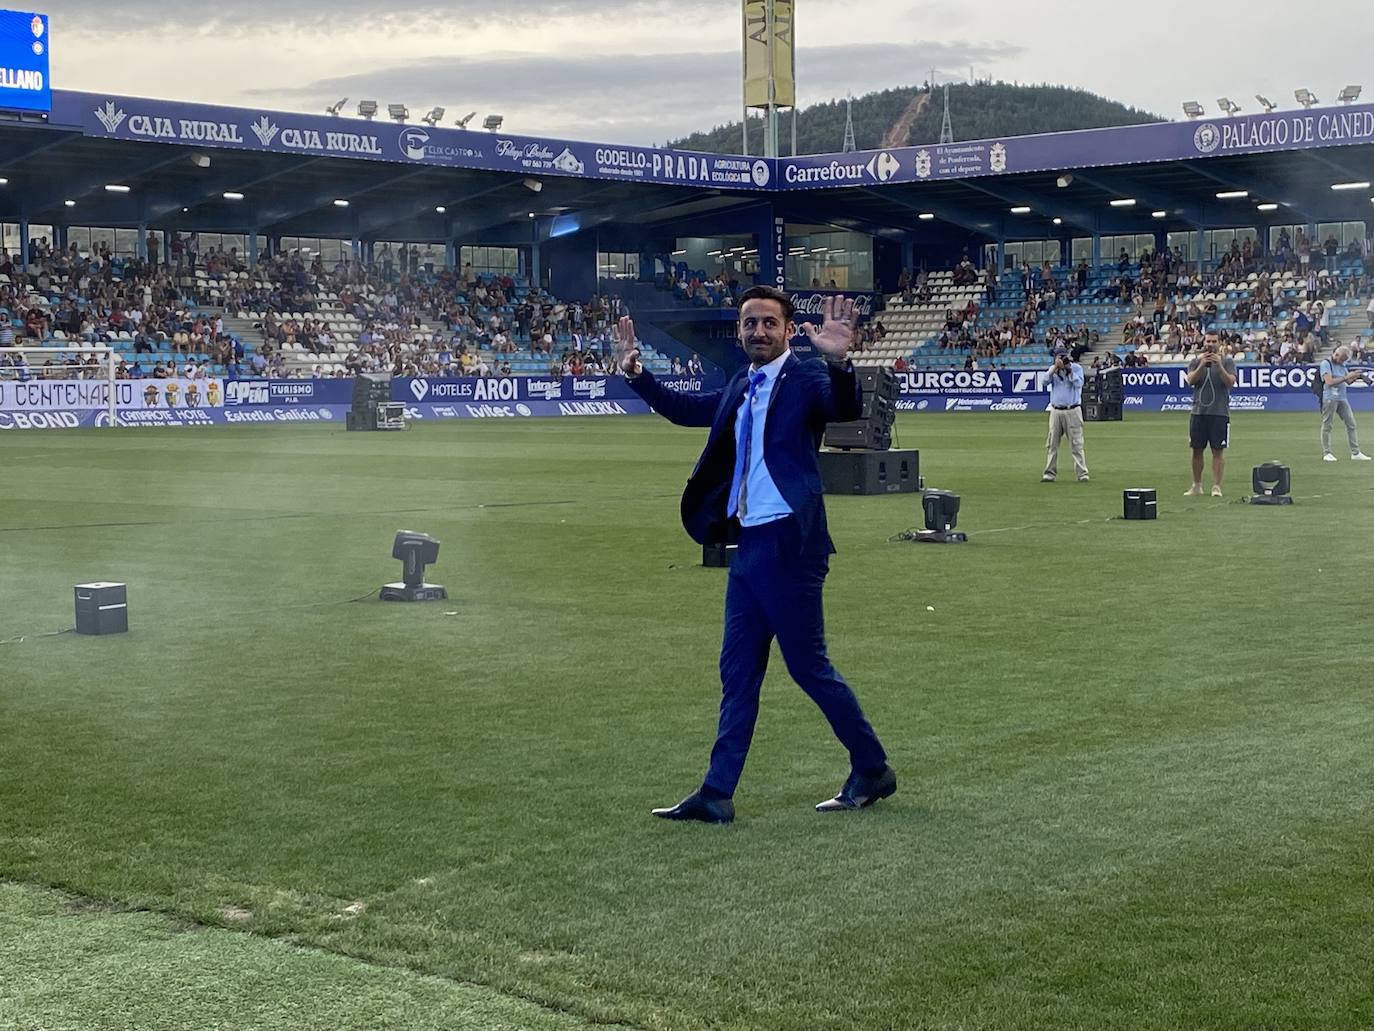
[434,205,446,213]
[1257,202,1279,211]
[1152,210,1168,218]
[917,212,935,220]
[913,490,967,544]
[222,191,245,201]
[333,198,350,207]
[1110,198,1137,207]
[1056,173,1074,188]
[0,177,9,185]
[1294,88,1318,108]
[1249,462,1293,505]
[1216,190,1249,199]
[1255,94,1277,112]
[326,98,348,116]
[1052,217,1063,225]
[1338,85,1362,105]
[1217,97,1241,116]
[1331,181,1371,191]
[357,100,378,119]
[388,104,409,123]
[63,199,75,207]
[1182,100,1205,119]
[380,530,448,601]
[1010,205,1031,214]
[103,184,130,193]
[522,178,543,193]
[455,110,477,128]
[421,106,445,126]
[483,114,504,131]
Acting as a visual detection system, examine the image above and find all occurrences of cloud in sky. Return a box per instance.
[248,41,1021,144]
[41,0,1373,144]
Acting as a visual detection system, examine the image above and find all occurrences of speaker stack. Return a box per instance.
[819,367,919,495]
[1082,368,1123,422]
[347,373,405,431]
[824,368,900,450]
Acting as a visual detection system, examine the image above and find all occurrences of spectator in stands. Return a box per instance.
[687,353,704,375]
[1319,346,1371,462]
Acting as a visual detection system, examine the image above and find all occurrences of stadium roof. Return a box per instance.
[2,89,1373,240]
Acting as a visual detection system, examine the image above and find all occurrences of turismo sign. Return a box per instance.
[0,9,49,114]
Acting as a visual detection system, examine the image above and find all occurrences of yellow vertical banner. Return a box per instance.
[772,0,795,109]
[744,0,794,109]
[742,0,769,109]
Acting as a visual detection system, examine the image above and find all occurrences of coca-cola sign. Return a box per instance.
[789,292,874,317]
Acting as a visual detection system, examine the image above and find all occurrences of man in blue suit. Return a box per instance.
[617,286,895,824]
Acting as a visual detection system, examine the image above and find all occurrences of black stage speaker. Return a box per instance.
[819,448,919,495]
[824,367,899,451]
[1123,488,1157,520]
[1083,401,1123,422]
[348,372,399,431]
[1083,369,1124,405]
[74,582,129,635]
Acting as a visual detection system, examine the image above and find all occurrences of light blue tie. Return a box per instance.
[728,370,768,519]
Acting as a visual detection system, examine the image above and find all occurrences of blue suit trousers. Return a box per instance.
[703,517,887,797]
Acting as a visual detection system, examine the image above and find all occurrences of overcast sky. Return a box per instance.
[42,0,1370,146]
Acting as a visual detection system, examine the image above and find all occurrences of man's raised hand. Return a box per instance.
[615,315,642,376]
[799,295,856,361]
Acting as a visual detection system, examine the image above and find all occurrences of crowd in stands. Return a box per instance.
[0,235,251,380]
[7,225,1374,383]
[1,233,651,381]
[232,249,639,379]
[1110,236,1373,366]
[671,268,739,307]
[895,260,1100,367]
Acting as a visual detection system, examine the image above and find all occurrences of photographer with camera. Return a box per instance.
[1184,330,1237,497]
[1041,346,1089,482]
[1318,345,1372,462]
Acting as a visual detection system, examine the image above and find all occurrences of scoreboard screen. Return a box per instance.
[0,9,49,113]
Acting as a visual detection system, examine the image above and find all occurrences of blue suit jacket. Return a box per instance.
[627,351,862,557]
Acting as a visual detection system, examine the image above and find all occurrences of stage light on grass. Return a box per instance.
[380,531,448,601]
[914,490,967,544]
[1249,462,1293,505]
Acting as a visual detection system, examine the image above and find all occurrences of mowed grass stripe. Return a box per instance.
[0,882,606,1031]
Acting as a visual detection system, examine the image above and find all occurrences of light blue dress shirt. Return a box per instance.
[1047,364,1084,407]
[733,350,793,526]
[1321,359,1348,403]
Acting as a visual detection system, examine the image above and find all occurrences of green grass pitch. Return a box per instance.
[2,412,1372,1031]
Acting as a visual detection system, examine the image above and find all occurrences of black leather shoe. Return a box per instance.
[652,791,735,824]
[815,766,897,812]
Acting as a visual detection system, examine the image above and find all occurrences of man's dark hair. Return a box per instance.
[737,285,795,321]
